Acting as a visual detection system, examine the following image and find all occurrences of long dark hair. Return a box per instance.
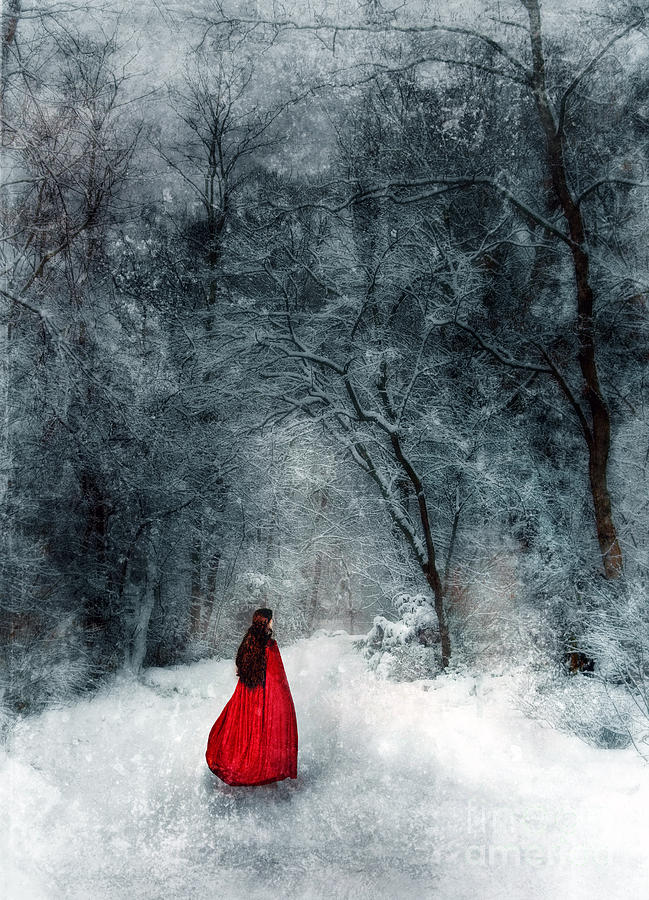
[236,608,273,688]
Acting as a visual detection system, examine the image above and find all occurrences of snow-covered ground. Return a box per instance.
[2,631,648,900]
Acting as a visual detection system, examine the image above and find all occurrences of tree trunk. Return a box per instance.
[308,491,328,629]
[353,425,452,667]
[128,551,158,674]
[588,441,622,578]
[0,0,20,594]
[523,0,623,577]
[0,0,20,147]
[201,549,221,638]
[189,531,202,639]
[388,433,452,667]
[309,550,324,629]
[424,561,451,668]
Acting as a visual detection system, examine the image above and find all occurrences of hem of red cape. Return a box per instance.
[206,764,297,786]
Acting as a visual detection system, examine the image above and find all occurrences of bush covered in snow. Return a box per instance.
[356,593,443,681]
[513,667,643,752]
[504,578,649,757]
[356,586,564,682]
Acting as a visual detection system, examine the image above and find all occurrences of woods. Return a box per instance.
[2,0,649,738]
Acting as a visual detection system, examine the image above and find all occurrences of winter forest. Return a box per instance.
[3,0,649,897]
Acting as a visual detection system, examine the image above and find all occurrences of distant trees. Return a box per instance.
[146,47,297,654]
[234,165,522,669]
[157,48,290,319]
[255,309,455,666]
[0,10,144,700]
[248,1,647,584]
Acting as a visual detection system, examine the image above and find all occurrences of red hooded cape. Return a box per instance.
[205,638,298,785]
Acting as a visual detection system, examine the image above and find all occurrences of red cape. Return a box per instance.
[205,639,298,785]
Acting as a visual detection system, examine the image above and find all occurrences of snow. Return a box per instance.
[3,631,649,899]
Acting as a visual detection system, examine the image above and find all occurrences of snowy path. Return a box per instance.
[3,632,649,900]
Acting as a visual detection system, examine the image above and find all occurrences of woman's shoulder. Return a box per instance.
[268,638,277,648]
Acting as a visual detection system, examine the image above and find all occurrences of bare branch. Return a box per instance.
[194,12,531,82]
[274,175,575,247]
[558,16,645,137]
[576,177,649,208]
[429,317,554,373]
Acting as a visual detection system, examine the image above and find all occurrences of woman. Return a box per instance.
[205,608,298,786]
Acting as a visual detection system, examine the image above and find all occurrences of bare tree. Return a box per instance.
[157,48,287,320]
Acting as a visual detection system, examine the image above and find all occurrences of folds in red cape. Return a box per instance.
[205,639,298,786]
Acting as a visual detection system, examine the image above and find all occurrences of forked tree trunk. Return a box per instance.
[523,0,623,578]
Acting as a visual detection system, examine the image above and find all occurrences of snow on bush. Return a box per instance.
[358,576,560,683]
[504,581,649,756]
[512,667,642,752]
[357,593,442,681]
[576,581,649,757]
